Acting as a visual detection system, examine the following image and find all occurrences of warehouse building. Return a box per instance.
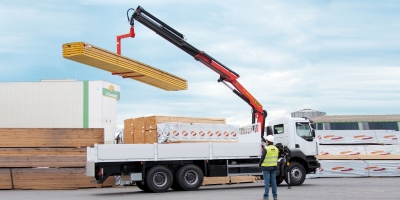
[0,80,120,144]
[292,109,400,131]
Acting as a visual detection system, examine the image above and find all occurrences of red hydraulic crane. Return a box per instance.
[117,6,268,140]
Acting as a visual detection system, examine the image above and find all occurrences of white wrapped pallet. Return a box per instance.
[374,130,400,144]
[317,130,378,144]
[364,144,400,155]
[319,145,367,156]
[157,122,240,143]
[365,160,400,177]
[316,160,369,177]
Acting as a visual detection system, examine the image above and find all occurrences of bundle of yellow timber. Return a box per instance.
[0,128,115,190]
[123,115,226,144]
[62,42,187,91]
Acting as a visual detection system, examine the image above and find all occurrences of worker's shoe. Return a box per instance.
[273,198,278,200]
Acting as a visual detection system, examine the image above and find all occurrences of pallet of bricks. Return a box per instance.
[0,128,115,190]
[123,115,257,185]
[314,130,400,177]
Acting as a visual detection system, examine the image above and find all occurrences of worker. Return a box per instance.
[259,135,279,200]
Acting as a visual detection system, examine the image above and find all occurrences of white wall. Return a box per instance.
[0,80,83,128]
[87,81,120,144]
[0,80,120,144]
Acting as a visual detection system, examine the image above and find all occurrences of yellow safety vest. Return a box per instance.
[261,145,279,167]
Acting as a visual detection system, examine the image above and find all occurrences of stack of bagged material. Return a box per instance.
[312,130,400,178]
[0,128,115,189]
[123,116,226,144]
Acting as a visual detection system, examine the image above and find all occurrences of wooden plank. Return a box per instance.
[230,176,255,184]
[0,168,12,189]
[11,168,115,190]
[124,119,134,132]
[0,148,86,168]
[62,42,187,91]
[144,130,158,144]
[133,118,145,144]
[316,155,400,160]
[0,128,104,148]
[169,116,199,123]
[197,117,226,124]
[123,119,134,144]
[144,116,170,130]
[202,177,229,186]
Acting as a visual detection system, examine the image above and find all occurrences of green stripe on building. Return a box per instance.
[83,81,89,128]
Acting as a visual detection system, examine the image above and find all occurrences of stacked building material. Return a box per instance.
[311,130,400,178]
[157,123,239,143]
[0,168,12,189]
[0,128,115,189]
[123,116,226,144]
[201,176,256,186]
[62,42,187,91]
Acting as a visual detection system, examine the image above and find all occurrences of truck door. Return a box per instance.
[293,122,317,156]
[270,123,290,147]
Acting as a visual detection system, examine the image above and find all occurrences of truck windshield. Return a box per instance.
[296,122,313,141]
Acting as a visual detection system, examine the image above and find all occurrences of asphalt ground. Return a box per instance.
[1,177,399,200]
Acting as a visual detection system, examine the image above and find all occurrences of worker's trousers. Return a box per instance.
[261,166,277,199]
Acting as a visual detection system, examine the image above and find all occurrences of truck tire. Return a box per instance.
[145,166,173,193]
[135,181,150,192]
[174,164,204,191]
[284,162,306,186]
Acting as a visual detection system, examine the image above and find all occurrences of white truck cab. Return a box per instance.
[266,117,320,186]
[268,117,318,156]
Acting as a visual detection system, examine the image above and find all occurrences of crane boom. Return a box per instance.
[126,6,267,139]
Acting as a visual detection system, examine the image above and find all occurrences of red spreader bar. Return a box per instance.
[116,26,135,55]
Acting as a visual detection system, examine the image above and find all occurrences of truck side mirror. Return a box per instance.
[310,123,315,129]
[266,126,273,135]
[311,129,315,138]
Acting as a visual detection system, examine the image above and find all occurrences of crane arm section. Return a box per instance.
[128,6,267,137]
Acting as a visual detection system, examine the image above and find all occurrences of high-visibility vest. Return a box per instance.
[261,145,279,167]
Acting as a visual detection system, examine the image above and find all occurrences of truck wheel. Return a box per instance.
[174,164,204,191]
[135,181,150,192]
[145,166,173,193]
[276,176,284,185]
[284,162,306,186]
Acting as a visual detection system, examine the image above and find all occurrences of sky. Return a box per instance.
[1,0,399,129]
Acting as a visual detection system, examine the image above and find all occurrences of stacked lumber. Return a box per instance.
[0,168,12,189]
[62,42,187,91]
[311,130,400,178]
[0,128,115,189]
[0,128,103,147]
[202,176,256,186]
[202,177,229,186]
[0,148,86,168]
[230,176,256,184]
[11,168,115,190]
[123,116,226,144]
[316,130,400,160]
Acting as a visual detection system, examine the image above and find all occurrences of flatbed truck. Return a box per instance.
[85,6,320,192]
